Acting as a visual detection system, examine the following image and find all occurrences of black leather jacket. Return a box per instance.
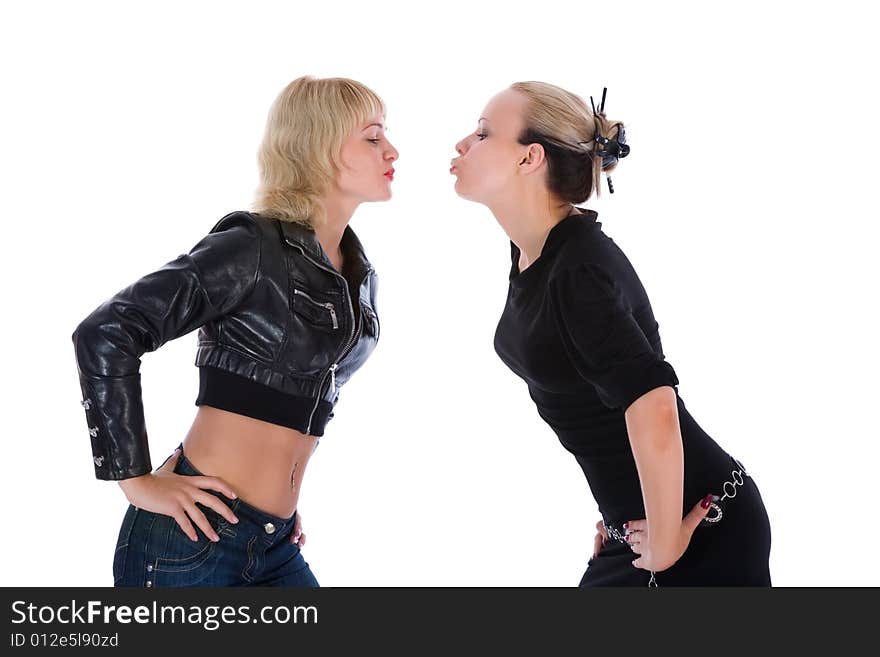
[72,211,380,481]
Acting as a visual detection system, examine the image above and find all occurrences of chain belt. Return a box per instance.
[601,457,752,587]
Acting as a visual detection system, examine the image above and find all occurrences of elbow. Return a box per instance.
[72,309,143,379]
[626,386,679,423]
[72,312,112,375]
[72,316,94,346]
[72,316,96,363]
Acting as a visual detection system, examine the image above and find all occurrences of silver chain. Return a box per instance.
[703,458,751,525]
[601,458,752,587]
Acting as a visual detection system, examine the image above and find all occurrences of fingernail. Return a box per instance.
[700,494,713,509]
[623,522,629,529]
[212,534,220,542]
[232,517,239,524]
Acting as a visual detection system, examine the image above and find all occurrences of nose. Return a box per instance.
[455,139,466,156]
[386,143,399,162]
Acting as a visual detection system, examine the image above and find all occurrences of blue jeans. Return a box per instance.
[113,444,319,587]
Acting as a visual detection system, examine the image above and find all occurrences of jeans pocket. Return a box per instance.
[150,515,221,587]
[112,505,139,586]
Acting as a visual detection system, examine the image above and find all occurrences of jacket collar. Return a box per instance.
[275,217,373,279]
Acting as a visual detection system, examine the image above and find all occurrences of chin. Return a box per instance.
[453,183,480,204]
[359,186,392,202]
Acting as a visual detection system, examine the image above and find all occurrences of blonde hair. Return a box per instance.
[510,81,625,202]
[253,76,386,228]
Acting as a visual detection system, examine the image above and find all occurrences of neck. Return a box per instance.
[488,193,577,267]
[314,193,360,270]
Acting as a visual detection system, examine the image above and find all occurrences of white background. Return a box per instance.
[1,0,877,587]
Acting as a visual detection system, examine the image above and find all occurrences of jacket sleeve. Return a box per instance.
[71,211,262,480]
[547,262,679,412]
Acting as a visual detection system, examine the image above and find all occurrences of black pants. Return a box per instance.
[580,459,772,587]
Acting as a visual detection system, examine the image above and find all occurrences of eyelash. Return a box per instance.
[368,138,381,144]
[476,132,488,140]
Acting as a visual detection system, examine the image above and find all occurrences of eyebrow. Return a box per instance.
[363,122,386,130]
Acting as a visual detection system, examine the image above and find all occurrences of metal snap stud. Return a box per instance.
[146,564,153,572]
[264,522,276,534]
[146,581,153,587]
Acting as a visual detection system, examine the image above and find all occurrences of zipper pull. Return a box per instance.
[325,303,338,329]
[329,363,338,391]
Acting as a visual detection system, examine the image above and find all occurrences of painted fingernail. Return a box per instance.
[701,494,713,509]
[623,522,629,529]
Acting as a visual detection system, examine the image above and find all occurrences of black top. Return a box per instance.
[493,209,735,524]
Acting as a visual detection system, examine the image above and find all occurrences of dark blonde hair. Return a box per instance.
[510,81,625,203]
[253,75,386,228]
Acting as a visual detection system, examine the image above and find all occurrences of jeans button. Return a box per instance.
[264,522,276,534]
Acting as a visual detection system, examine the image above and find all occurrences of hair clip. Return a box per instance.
[590,87,608,116]
[586,87,629,193]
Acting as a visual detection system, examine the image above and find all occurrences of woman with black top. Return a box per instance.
[450,82,771,586]
[72,76,398,586]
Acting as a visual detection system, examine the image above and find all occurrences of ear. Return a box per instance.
[518,143,546,173]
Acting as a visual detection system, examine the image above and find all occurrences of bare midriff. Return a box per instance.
[181,405,318,519]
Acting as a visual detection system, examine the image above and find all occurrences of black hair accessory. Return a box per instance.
[579,87,630,193]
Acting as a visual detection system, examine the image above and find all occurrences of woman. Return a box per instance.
[72,75,398,587]
[450,82,771,586]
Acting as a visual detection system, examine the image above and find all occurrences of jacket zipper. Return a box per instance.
[293,288,338,329]
[286,242,372,434]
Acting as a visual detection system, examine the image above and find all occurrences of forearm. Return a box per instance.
[625,387,684,568]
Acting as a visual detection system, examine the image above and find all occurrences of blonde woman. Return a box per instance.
[451,83,771,586]
[73,76,398,587]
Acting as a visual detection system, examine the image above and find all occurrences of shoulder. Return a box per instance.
[199,211,271,253]
[547,260,621,305]
[547,217,611,276]
[207,210,274,237]
[546,221,639,305]
[188,211,264,270]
